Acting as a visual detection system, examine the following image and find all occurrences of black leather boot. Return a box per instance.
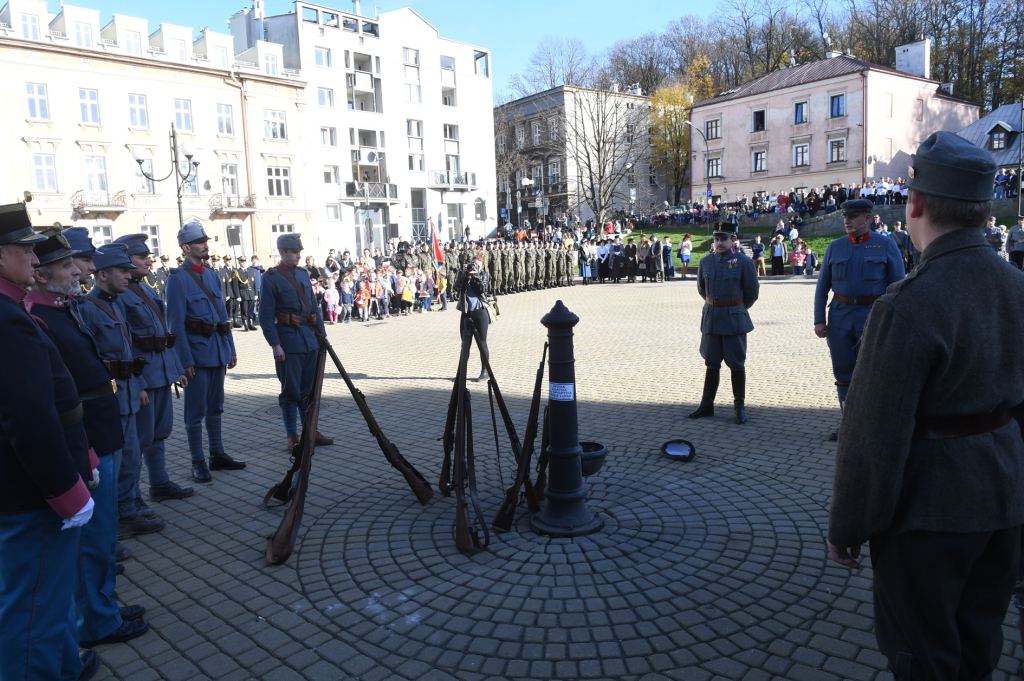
[732,368,747,424]
[687,367,720,418]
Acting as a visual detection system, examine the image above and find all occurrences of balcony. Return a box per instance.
[71,190,127,214]
[440,68,456,86]
[429,171,476,191]
[209,193,257,214]
[343,182,398,204]
[352,71,374,93]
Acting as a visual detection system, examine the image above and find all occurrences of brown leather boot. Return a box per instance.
[314,431,334,446]
[286,435,299,450]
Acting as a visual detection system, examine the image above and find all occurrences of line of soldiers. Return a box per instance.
[436,240,577,302]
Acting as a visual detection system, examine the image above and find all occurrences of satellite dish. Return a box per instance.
[366,151,377,163]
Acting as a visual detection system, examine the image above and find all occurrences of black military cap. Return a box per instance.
[712,222,737,238]
[841,199,875,216]
[0,203,46,246]
[34,227,79,266]
[906,130,996,201]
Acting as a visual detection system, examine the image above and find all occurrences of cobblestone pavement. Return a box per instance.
[94,275,1023,681]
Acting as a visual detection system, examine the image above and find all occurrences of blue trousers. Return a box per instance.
[827,324,861,405]
[118,411,141,518]
[276,350,316,437]
[184,366,225,462]
[700,333,747,370]
[74,453,122,642]
[136,384,174,487]
[0,509,83,681]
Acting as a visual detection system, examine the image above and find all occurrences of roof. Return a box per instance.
[692,54,976,108]
[956,102,1024,166]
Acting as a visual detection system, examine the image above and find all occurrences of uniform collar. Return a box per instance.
[921,227,988,264]
[188,261,205,274]
[24,290,67,308]
[0,277,27,303]
[95,288,118,303]
[848,231,871,244]
[280,263,295,272]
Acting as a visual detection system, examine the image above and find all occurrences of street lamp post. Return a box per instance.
[684,120,712,236]
[133,123,199,229]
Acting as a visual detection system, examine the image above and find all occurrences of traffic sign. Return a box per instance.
[535,189,542,198]
[629,188,637,199]
[500,207,507,218]
[706,182,712,191]
[517,205,522,213]
[705,190,713,197]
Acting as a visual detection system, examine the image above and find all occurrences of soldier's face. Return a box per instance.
[73,256,95,284]
[130,254,151,277]
[279,248,302,268]
[713,237,734,254]
[0,243,40,288]
[97,266,132,294]
[36,256,81,296]
[182,240,209,261]
[844,213,871,235]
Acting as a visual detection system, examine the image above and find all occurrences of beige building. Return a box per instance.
[0,0,315,261]
[688,43,979,204]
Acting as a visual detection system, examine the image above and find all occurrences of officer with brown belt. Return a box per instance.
[828,131,1024,681]
[688,223,759,424]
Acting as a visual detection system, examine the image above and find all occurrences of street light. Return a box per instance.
[133,123,200,229]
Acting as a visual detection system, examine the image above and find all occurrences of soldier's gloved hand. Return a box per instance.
[87,467,100,490]
[62,497,95,531]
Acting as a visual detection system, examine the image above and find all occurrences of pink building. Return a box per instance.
[688,44,980,205]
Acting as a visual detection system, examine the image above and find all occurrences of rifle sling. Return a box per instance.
[126,282,166,327]
[181,265,227,323]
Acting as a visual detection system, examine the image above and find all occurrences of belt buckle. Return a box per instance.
[110,379,117,395]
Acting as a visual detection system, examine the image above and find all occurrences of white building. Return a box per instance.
[0,0,317,261]
[229,0,497,251]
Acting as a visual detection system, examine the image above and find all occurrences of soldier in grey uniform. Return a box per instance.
[501,242,513,294]
[524,242,536,291]
[829,131,1024,680]
[688,223,760,424]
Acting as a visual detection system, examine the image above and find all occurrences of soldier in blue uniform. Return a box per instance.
[814,199,905,440]
[28,229,151,649]
[247,255,264,315]
[235,256,258,330]
[114,234,194,503]
[688,223,760,424]
[166,222,243,482]
[0,203,101,681]
[259,233,334,449]
[77,244,168,537]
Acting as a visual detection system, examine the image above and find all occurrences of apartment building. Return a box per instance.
[688,41,979,205]
[0,0,316,260]
[230,0,497,250]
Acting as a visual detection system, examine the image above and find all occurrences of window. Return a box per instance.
[79,89,100,124]
[75,22,92,48]
[125,31,142,55]
[171,38,186,61]
[532,122,540,146]
[408,154,424,171]
[128,94,148,128]
[516,170,522,188]
[213,45,228,69]
[440,55,455,70]
[548,160,561,181]
[649,173,658,187]
[26,83,49,120]
[349,128,355,145]
[32,154,57,191]
[407,119,423,137]
[752,110,766,132]
[403,47,419,65]
[344,50,350,68]
[326,204,341,221]
[271,223,295,233]
[474,51,489,77]
[266,166,291,196]
[302,7,319,22]
[992,132,1007,150]
[216,104,233,135]
[320,127,337,146]
[498,176,509,194]
[174,99,192,131]
[265,55,278,76]
[516,126,524,149]
[22,14,39,40]
[404,84,422,103]
[830,139,846,162]
[626,169,635,185]
[707,157,721,178]
[85,156,108,191]
[91,225,113,245]
[404,65,419,81]
[497,135,505,153]
[793,143,809,167]
[752,150,766,172]
[705,119,720,140]
[625,124,635,143]
[179,161,197,194]
[315,47,332,67]
[140,225,161,257]
[221,163,238,196]
[915,98,923,121]
[794,102,807,124]
[323,166,339,184]
[263,110,287,139]
[829,94,845,118]
[133,159,154,193]
[444,124,459,140]
[318,88,334,108]
[549,118,558,140]
[322,12,338,27]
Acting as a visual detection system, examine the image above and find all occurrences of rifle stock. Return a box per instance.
[534,406,550,500]
[492,343,547,531]
[451,322,489,551]
[439,378,457,496]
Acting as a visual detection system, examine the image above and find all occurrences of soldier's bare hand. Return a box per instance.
[272,345,286,363]
[827,539,861,569]
[814,323,827,338]
[139,390,149,407]
[184,366,195,380]
[178,374,188,388]
[228,356,238,370]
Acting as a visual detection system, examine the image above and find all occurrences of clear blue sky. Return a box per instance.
[50,0,707,87]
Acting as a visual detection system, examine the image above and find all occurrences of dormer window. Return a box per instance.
[992,131,1006,150]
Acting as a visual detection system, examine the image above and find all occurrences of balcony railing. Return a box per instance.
[428,171,476,190]
[343,182,398,201]
[71,190,127,213]
[209,193,257,212]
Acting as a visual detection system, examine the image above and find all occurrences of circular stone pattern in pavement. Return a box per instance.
[296,452,840,677]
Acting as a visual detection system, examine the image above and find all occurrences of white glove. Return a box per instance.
[87,467,100,491]
[62,497,94,531]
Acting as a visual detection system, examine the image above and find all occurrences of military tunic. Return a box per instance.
[695,248,759,369]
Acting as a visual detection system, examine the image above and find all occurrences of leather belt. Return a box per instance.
[275,312,317,329]
[79,380,117,401]
[104,358,146,380]
[832,293,880,305]
[705,297,744,308]
[59,402,84,429]
[912,409,1012,440]
[185,318,231,337]
[132,334,177,352]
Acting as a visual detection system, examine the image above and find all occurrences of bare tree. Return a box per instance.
[605,33,671,95]
[493,89,531,225]
[507,37,598,97]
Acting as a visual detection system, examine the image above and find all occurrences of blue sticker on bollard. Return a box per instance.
[549,383,574,401]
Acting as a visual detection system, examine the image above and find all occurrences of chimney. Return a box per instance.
[940,82,953,95]
[826,50,843,59]
[895,37,931,79]
[353,0,361,16]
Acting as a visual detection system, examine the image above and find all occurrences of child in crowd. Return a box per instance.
[804,246,817,276]
[437,268,448,311]
[791,244,806,275]
[323,274,339,323]
[355,274,370,321]
[340,275,354,323]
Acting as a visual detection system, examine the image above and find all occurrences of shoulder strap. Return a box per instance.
[126,282,166,327]
[274,266,311,315]
[182,266,227,322]
[82,295,131,344]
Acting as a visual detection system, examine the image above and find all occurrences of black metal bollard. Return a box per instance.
[530,301,604,538]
